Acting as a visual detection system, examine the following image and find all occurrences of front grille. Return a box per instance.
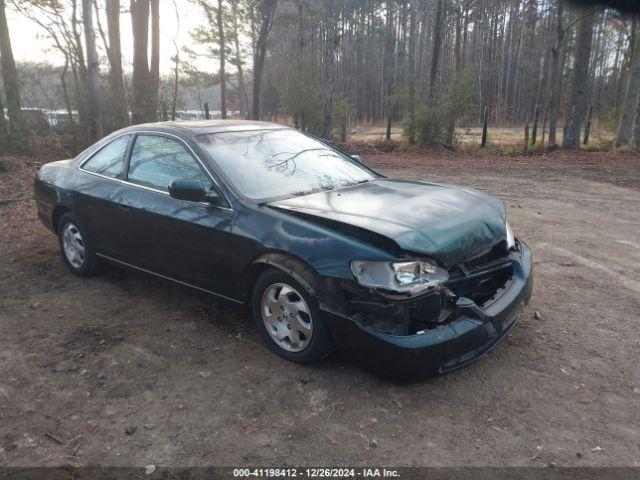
[461,241,509,271]
[443,240,514,309]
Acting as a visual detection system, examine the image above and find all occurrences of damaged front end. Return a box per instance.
[320,239,533,378]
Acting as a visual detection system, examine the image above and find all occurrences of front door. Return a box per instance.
[113,133,233,297]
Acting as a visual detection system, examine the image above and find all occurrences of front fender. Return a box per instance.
[231,202,396,279]
[230,202,396,301]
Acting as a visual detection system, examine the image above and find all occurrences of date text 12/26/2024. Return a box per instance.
[233,468,400,478]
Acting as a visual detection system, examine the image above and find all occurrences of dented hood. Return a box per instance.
[269,178,508,268]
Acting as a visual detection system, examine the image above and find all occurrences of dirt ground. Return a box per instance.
[1,149,639,468]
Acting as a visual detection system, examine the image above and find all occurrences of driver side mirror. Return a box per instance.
[351,154,363,164]
[169,179,219,204]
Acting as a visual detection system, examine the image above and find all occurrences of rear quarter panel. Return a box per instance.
[34,159,74,231]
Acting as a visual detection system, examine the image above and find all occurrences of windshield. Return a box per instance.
[196,129,377,200]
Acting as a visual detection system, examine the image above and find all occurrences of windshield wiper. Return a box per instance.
[351,179,370,185]
[338,179,370,188]
[289,186,332,197]
[287,178,371,199]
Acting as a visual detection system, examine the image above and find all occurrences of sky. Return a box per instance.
[6,1,218,75]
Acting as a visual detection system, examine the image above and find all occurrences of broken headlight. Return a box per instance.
[350,259,449,293]
[506,221,516,250]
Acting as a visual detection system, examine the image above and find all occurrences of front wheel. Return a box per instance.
[57,212,99,277]
[252,269,332,364]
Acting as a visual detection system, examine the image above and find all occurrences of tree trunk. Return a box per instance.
[149,0,160,120]
[583,104,592,145]
[106,0,128,128]
[161,99,168,120]
[172,52,179,121]
[383,0,395,123]
[548,0,564,147]
[632,89,640,150]
[429,0,444,101]
[61,55,78,151]
[130,0,151,124]
[531,104,539,145]
[237,53,249,119]
[70,0,93,143]
[615,19,634,113]
[562,7,596,149]
[252,0,278,120]
[462,6,469,69]
[507,0,524,113]
[524,115,529,154]
[407,0,416,144]
[82,0,103,140]
[481,105,489,147]
[230,1,248,118]
[217,0,227,119]
[0,91,5,151]
[321,0,335,139]
[454,4,462,74]
[521,0,539,117]
[296,0,304,124]
[0,0,26,151]
[616,21,640,146]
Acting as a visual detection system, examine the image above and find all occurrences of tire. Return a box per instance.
[252,268,333,364]
[57,212,99,277]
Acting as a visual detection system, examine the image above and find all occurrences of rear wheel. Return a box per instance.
[57,212,98,277]
[252,269,332,364]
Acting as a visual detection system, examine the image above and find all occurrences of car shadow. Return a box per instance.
[100,262,449,386]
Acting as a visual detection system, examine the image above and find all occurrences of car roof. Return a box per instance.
[122,119,286,135]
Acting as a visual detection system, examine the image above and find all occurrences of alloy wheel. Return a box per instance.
[62,223,85,268]
[260,282,313,352]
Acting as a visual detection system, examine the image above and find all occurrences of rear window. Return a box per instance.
[82,135,131,178]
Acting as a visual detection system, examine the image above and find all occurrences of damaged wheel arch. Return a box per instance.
[244,252,329,303]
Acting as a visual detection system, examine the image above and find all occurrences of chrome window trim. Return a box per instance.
[78,130,233,211]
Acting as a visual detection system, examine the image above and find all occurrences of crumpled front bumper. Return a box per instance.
[323,240,533,379]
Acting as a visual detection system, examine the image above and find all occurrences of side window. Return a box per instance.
[82,135,130,178]
[127,135,213,193]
